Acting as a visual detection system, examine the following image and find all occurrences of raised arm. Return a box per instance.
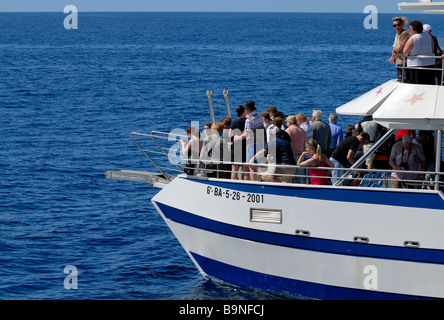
[403,37,414,56]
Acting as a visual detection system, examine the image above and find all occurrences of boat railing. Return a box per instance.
[131,131,444,191]
[131,131,184,182]
[184,160,443,189]
[397,54,443,85]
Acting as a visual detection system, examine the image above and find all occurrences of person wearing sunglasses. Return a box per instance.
[388,16,410,82]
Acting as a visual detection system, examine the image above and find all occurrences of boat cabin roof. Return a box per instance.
[336,81,444,131]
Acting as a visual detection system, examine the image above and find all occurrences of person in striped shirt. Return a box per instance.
[234,100,265,181]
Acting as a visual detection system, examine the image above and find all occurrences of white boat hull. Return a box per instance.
[152,175,444,299]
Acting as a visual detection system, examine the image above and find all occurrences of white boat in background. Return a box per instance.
[106,1,444,299]
[398,0,444,13]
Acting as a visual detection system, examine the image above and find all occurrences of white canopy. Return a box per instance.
[398,1,444,13]
[335,80,399,116]
[336,81,444,130]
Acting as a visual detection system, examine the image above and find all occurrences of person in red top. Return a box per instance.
[298,139,335,185]
[395,129,415,142]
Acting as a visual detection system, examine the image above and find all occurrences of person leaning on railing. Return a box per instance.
[403,20,436,85]
[388,16,410,82]
[249,118,296,183]
[297,139,335,185]
[196,122,231,179]
[329,132,370,186]
[181,126,203,175]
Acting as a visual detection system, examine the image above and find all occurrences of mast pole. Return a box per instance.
[223,88,231,118]
[206,89,215,123]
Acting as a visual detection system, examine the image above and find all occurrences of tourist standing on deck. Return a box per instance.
[234,100,265,181]
[404,20,436,85]
[330,132,370,185]
[296,113,313,140]
[389,16,410,82]
[328,113,343,158]
[260,111,274,143]
[286,115,307,183]
[423,24,443,85]
[197,122,231,179]
[389,135,426,188]
[220,116,232,138]
[274,111,287,130]
[311,110,332,156]
[203,122,212,138]
[266,106,277,119]
[229,105,247,180]
[181,126,203,175]
[357,115,381,170]
[250,117,295,183]
[298,139,335,185]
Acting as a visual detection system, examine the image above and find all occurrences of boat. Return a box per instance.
[106,1,444,299]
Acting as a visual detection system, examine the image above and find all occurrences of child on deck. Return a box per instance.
[297,139,335,185]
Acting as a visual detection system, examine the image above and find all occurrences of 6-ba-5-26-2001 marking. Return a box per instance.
[206,186,264,203]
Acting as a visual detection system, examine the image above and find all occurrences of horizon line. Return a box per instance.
[0,10,404,14]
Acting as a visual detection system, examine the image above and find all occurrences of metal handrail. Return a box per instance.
[131,132,173,181]
[185,160,443,187]
[397,54,444,85]
[131,131,444,190]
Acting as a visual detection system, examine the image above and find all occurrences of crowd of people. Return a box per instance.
[178,16,444,188]
[180,99,439,189]
[181,101,337,184]
[389,17,443,84]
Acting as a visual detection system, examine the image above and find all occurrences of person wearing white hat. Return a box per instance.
[423,23,443,84]
[423,24,432,33]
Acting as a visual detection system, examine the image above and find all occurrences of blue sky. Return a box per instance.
[0,0,409,13]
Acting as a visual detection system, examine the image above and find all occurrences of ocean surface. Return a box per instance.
[1,12,443,300]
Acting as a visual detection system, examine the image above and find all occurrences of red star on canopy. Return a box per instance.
[406,92,425,106]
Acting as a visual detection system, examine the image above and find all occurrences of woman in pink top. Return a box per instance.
[297,139,335,185]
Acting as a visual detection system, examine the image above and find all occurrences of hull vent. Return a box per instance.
[250,209,282,224]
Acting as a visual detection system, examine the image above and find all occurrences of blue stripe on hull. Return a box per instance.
[155,201,444,264]
[189,178,444,210]
[190,252,432,300]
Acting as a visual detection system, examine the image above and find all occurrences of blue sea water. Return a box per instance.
[1,12,443,300]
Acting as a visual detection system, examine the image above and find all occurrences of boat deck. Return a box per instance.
[105,130,444,192]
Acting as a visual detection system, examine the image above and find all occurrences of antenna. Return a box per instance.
[223,89,231,118]
[206,89,215,123]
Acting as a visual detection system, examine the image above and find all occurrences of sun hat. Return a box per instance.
[402,135,412,144]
